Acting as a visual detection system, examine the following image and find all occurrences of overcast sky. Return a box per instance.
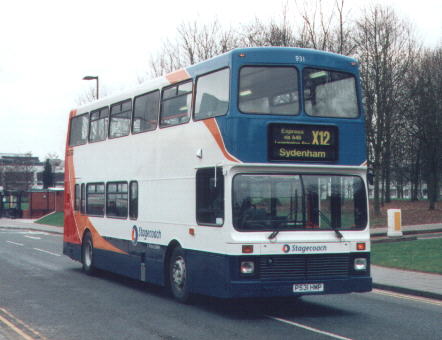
[1,0,441,160]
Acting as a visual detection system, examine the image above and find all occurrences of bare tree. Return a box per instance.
[408,47,442,209]
[294,0,355,55]
[240,3,298,47]
[149,19,238,77]
[354,4,417,214]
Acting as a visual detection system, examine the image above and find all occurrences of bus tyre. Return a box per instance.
[82,232,95,275]
[169,246,190,303]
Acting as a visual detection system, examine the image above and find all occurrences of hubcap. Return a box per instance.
[84,241,92,267]
[172,256,186,290]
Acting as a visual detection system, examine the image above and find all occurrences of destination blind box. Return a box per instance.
[268,123,338,162]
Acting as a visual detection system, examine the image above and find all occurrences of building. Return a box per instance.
[0,153,64,191]
[0,153,65,218]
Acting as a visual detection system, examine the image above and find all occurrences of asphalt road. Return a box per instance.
[1,229,441,340]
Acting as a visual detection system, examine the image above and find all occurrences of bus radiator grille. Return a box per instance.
[258,254,350,281]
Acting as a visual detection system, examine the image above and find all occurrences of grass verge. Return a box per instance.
[34,212,64,227]
[371,238,442,274]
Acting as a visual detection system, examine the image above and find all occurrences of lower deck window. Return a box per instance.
[196,168,224,225]
[86,183,105,216]
[106,182,128,218]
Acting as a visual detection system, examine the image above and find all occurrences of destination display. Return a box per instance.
[268,123,338,161]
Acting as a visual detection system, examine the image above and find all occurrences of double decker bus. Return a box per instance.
[64,47,371,302]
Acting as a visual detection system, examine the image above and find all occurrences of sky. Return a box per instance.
[1,0,441,161]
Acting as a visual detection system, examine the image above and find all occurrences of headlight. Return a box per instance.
[240,261,255,274]
[354,258,367,271]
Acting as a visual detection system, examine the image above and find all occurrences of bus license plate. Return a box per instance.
[293,283,324,293]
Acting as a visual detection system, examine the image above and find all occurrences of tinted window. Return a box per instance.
[86,183,105,216]
[232,174,367,231]
[196,168,224,225]
[74,184,80,211]
[160,81,192,127]
[194,68,229,120]
[132,91,159,133]
[69,113,89,146]
[129,181,138,220]
[239,67,299,115]
[109,99,132,138]
[106,182,128,218]
[89,107,109,142]
[303,68,358,117]
[80,183,86,214]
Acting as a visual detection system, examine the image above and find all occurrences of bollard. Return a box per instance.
[387,209,402,237]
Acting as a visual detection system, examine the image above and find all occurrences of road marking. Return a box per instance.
[0,307,47,340]
[24,235,42,240]
[267,316,353,340]
[6,241,24,246]
[33,248,61,257]
[373,289,442,307]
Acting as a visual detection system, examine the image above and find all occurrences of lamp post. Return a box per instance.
[82,76,99,100]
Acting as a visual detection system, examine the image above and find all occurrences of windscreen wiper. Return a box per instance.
[268,230,279,240]
[316,209,343,240]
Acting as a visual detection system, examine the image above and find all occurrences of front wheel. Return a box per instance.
[169,246,191,303]
[82,232,95,275]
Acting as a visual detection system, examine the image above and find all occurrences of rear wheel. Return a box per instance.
[82,232,95,275]
[169,246,191,303]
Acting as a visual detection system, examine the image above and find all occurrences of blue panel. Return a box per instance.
[185,250,372,299]
[186,47,367,166]
[63,242,81,262]
[94,249,141,280]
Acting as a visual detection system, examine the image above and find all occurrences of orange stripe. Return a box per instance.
[64,110,127,254]
[165,69,190,83]
[203,119,239,162]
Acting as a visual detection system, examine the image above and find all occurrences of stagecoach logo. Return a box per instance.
[131,225,139,246]
[282,244,328,254]
[131,225,162,246]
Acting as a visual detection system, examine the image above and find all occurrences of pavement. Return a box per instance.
[0,218,441,301]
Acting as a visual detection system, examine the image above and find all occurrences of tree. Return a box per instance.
[148,18,238,77]
[42,159,54,189]
[354,4,417,214]
[408,47,442,209]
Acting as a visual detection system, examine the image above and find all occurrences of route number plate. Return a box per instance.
[293,283,324,293]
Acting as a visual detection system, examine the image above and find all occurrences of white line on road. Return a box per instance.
[267,316,353,340]
[6,241,24,246]
[24,235,42,240]
[33,248,61,257]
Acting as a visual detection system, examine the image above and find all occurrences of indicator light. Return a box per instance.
[242,245,254,254]
[356,242,366,251]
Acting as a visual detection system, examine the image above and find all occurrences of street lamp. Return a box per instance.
[82,76,99,100]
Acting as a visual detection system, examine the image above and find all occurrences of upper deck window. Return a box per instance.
[239,66,299,115]
[89,107,109,142]
[109,99,132,138]
[160,80,192,127]
[132,90,160,134]
[69,113,89,146]
[194,68,229,120]
[303,68,358,118]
